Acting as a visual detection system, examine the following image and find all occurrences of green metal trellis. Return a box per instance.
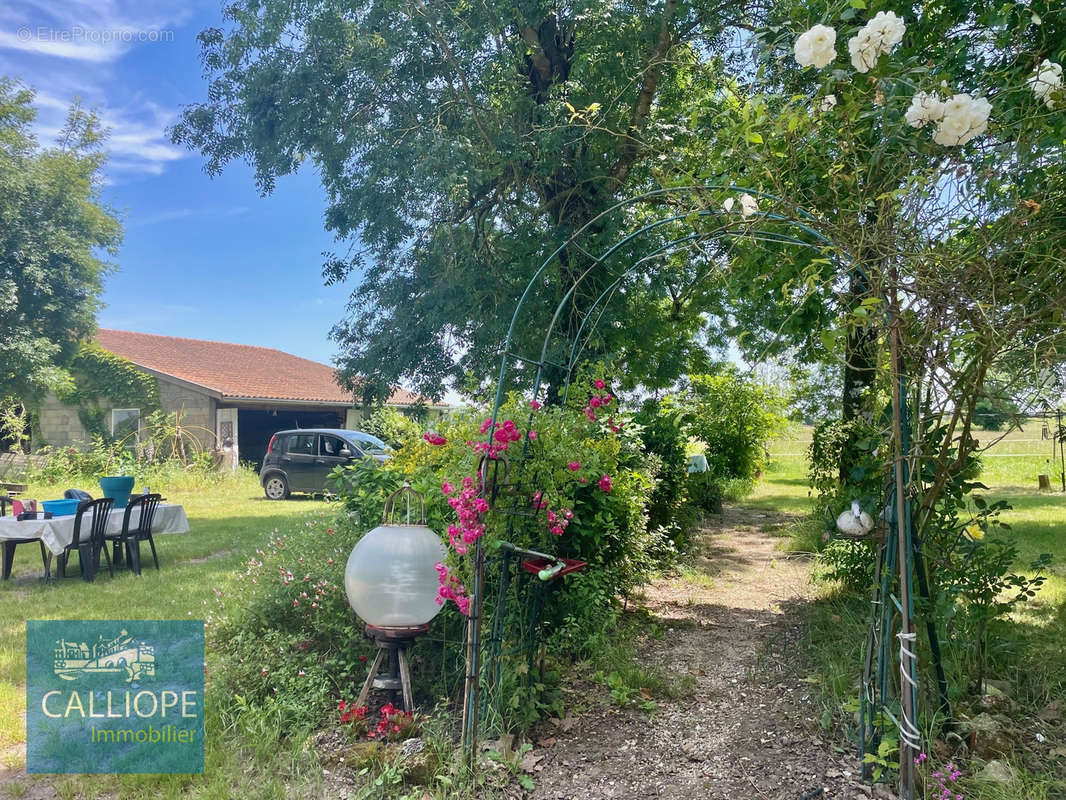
[459,184,929,800]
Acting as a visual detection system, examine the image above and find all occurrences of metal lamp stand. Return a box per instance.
[356,624,429,712]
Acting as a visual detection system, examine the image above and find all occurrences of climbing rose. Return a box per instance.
[593,379,606,390]
[531,400,542,410]
[442,481,454,496]
[1029,60,1063,108]
[739,193,758,218]
[904,92,945,128]
[932,94,991,146]
[848,11,905,73]
[528,430,537,440]
[423,432,447,446]
[567,461,581,471]
[793,24,836,69]
[598,475,613,492]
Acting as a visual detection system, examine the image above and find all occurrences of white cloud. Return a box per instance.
[0,1,192,176]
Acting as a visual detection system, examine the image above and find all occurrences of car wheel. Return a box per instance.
[263,474,289,500]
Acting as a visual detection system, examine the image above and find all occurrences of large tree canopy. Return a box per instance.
[172,0,755,400]
[173,0,1064,409]
[0,80,121,405]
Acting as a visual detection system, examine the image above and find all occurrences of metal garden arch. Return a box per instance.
[461,184,930,799]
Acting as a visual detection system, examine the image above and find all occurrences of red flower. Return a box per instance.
[423,432,447,446]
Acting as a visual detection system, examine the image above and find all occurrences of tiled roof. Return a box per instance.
[95,329,421,406]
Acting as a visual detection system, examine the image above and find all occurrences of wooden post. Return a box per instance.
[1039,474,1052,492]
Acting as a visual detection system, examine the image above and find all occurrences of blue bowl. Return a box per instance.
[99,476,135,509]
[41,498,80,517]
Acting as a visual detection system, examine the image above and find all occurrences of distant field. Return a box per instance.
[771,417,1066,492]
[764,418,1066,604]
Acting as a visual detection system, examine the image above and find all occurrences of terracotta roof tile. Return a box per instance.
[95,329,421,406]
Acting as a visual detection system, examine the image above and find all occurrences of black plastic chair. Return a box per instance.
[1,524,50,579]
[0,496,9,516]
[106,493,162,575]
[56,498,114,582]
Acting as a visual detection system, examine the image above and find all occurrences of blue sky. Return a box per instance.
[1,0,356,365]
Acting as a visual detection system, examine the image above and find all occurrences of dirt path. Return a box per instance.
[528,505,878,800]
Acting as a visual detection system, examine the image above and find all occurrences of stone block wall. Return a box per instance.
[36,392,90,449]
[157,377,216,450]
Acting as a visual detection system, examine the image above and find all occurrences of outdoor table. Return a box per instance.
[0,503,190,578]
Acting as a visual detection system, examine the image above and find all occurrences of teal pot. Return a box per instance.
[99,475,135,509]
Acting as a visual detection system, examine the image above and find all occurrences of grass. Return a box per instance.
[0,470,334,798]
[763,427,1066,800]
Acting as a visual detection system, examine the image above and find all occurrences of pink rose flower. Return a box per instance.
[531,400,542,410]
[598,474,613,493]
[594,379,606,390]
[567,461,581,471]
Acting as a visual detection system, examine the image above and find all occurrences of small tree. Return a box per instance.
[0,80,121,411]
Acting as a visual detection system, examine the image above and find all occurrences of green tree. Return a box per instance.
[0,79,121,435]
[171,0,756,400]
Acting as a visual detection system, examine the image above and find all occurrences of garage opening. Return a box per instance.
[237,408,345,469]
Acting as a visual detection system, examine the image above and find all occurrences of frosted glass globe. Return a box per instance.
[344,523,448,627]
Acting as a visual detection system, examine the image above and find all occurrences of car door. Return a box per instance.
[313,434,359,489]
[281,433,318,491]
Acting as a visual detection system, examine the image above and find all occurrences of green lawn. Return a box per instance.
[0,472,331,796]
[764,428,1066,799]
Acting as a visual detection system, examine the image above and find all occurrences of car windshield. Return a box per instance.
[347,432,390,454]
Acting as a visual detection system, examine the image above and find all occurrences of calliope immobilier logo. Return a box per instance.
[26,620,204,773]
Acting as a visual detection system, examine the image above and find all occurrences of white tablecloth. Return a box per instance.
[0,504,189,555]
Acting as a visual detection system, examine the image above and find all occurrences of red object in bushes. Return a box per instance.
[520,557,586,580]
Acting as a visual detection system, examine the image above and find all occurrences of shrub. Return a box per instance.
[322,382,666,729]
[683,371,784,482]
[634,400,694,549]
[358,406,424,449]
[686,471,723,514]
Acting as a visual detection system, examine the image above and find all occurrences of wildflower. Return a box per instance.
[965,523,984,541]
[794,23,837,69]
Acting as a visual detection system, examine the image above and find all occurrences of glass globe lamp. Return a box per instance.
[344,483,447,628]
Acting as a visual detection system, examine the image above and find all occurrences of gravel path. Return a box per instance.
[527,505,880,800]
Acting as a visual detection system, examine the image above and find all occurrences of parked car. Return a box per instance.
[259,428,390,499]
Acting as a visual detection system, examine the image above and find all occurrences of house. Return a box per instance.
[35,329,445,468]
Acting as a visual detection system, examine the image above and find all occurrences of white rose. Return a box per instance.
[739,193,759,218]
[820,94,838,112]
[868,11,906,50]
[933,113,972,146]
[904,92,945,128]
[722,197,735,212]
[848,31,879,73]
[848,11,906,73]
[933,94,991,146]
[1029,60,1063,108]
[794,24,837,69]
